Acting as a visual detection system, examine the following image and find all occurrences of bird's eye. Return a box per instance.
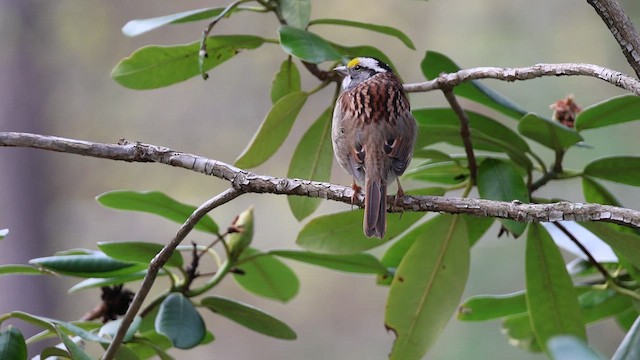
[353,65,362,71]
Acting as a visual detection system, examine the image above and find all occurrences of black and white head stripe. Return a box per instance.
[347,57,392,73]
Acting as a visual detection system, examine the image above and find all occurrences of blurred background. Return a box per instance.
[1,0,639,358]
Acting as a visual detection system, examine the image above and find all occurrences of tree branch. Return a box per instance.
[441,87,477,185]
[2,132,640,229]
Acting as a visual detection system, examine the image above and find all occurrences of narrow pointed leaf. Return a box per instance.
[386,215,469,360]
[112,35,264,89]
[0,264,45,276]
[477,158,529,237]
[525,224,586,352]
[518,113,583,151]
[29,254,144,278]
[287,107,333,220]
[404,161,469,184]
[548,336,604,360]
[271,59,301,103]
[55,326,92,360]
[278,0,311,29]
[458,292,526,321]
[201,296,296,339]
[582,176,621,206]
[576,94,640,131]
[278,26,341,63]
[155,293,205,349]
[235,91,308,168]
[98,241,183,268]
[270,250,388,274]
[68,269,158,293]
[234,248,299,302]
[97,190,219,234]
[583,156,640,186]
[309,19,415,49]
[613,315,640,360]
[0,327,27,360]
[580,222,640,267]
[122,7,231,37]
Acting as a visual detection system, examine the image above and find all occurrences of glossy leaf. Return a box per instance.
[270,250,388,274]
[580,289,631,324]
[155,293,205,349]
[278,0,311,29]
[29,254,144,278]
[122,7,232,37]
[617,309,639,332]
[68,269,156,292]
[412,148,452,161]
[97,190,219,234]
[278,26,341,64]
[112,35,264,89]
[583,156,640,186]
[525,224,586,352]
[580,223,640,267]
[226,206,254,261]
[55,326,92,360]
[477,158,529,237]
[575,94,640,131]
[271,58,301,103]
[98,241,183,268]
[518,113,583,151]
[0,264,45,276]
[458,291,526,321]
[421,51,527,119]
[613,315,640,360]
[386,215,469,360]
[287,107,333,220]
[40,347,70,359]
[548,336,604,360]
[0,327,27,360]
[201,296,297,339]
[234,248,299,302]
[502,314,541,352]
[297,210,425,254]
[463,216,494,247]
[235,91,308,168]
[582,176,621,206]
[403,161,469,184]
[310,18,415,49]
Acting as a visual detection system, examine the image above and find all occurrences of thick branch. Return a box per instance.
[2,132,640,229]
[588,0,640,78]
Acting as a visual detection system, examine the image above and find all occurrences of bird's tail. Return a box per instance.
[364,177,386,238]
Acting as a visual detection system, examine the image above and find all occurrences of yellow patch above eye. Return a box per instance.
[347,58,360,68]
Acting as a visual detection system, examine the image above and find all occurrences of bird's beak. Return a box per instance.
[334,65,348,76]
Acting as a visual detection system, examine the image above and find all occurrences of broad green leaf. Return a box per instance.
[68,270,154,293]
[0,326,27,360]
[421,51,527,119]
[463,216,494,247]
[278,0,311,29]
[122,7,232,37]
[29,254,144,278]
[518,113,583,151]
[525,224,586,352]
[548,336,604,360]
[458,292,526,321]
[583,156,640,186]
[580,289,632,324]
[502,313,541,352]
[386,215,469,360]
[270,250,388,274]
[55,326,92,360]
[576,94,640,131]
[0,229,7,239]
[0,264,45,276]
[613,315,640,360]
[412,148,452,161]
[582,176,621,206]
[271,58,301,103]
[112,35,264,89]
[278,26,341,64]
[617,309,639,332]
[40,347,70,359]
[309,18,415,49]
[155,293,205,349]
[297,210,425,254]
[580,222,640,267]
[97,190,219,234]
[403,161,469,184]
[477,158,529,237]
[287,107,333,220]
[201,296,297,339]
[235,91,308,168]
[98,241,183,268]
[234,248,299,302]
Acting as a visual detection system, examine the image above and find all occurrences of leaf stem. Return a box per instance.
[442,87,477,185]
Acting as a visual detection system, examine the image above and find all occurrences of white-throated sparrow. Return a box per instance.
[332,57,417,238]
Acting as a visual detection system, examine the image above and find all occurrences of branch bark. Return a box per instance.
[2,132,640,229]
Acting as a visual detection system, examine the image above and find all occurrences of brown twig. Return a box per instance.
[553,222,611,280]
[441,87,477,185]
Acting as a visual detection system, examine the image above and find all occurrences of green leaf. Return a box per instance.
[385,215,469,360]
[99,316,141,343]
[68,270,155,293]
[580,289,632,324]
[270,250,388,274]
[98,241,183,268]
[97,190,219,234]
[287,107,333,220]
[463,216,494,247]
[0,229,7,239]
[201,296,297,339]
[548,336,604,360]
[582,176,621,206]
[112,35,264,89]
[155,293,205,349]
[55,326,92,360]
[477,158,529,237]
[271,58,301,103]
[617,308,639,332]
[518,113,583,151]
[235,91,308,168]
[234,248,299,302]
[502,313,541,352]
[309,18,415,49]
[278,26,341,64]
[580,222,640,267]
[575,94,640,131]
[458,291,526,321]
[613,315,640,360]
[297,210,424,254]
[404,161,469,184]
[525,224,586,353]
[278,0,311,29]
[412,148,452,161]
[29,253,144,278]
[420,51,527,119]
[226,206,255,261]
[583,156,640,186]
[122,7,233,37]
[0,326,27,360]
[40,347,70,359]
[0,264,46,276]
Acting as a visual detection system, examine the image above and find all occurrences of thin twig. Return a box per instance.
[441,87,477,184]
[102,188,243,360]
[553,222,611,280]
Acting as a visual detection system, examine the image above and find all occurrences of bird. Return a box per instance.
[332,57,417,238]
